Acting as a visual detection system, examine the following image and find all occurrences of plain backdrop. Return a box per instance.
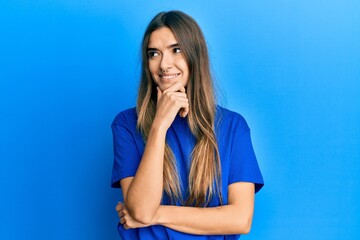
[1,1,359,239]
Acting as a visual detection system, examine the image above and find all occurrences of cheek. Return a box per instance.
[181,61,189,78]
[148,63,156,75]
[179,59,189,73]
[148,63,159,84]
[148,59,160,74]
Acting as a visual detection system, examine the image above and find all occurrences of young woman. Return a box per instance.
[111,10,264,240]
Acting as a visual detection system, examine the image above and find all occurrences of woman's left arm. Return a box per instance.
[117,182,255,234]
[151,182,255,235]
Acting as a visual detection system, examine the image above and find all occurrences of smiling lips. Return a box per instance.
[159,73,180,80]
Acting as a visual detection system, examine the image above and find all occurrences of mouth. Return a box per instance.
[159,73,180,80]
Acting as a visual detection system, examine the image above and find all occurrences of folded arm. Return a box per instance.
[117,182,255,235]
[153,182,254,235]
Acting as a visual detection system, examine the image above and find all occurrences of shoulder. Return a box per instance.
[112,107,137,128]
[216,106,250,134]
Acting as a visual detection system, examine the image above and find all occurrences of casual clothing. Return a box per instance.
[111,106,264,240]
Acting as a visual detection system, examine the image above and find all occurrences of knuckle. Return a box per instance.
[169,94,176,101]
[164,92,171,99]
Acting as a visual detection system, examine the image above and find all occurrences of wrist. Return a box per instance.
[150,121,168,136]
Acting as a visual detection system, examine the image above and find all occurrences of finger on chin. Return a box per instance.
[179,85,186,93]
[163,82,185,93]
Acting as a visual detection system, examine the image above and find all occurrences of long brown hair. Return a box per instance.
[136,10,222,206]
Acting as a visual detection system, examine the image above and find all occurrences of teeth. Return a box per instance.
[162,74,179,79]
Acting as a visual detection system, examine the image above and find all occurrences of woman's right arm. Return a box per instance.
[121,83,189,224]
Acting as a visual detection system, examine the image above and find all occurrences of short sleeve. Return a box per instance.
[228,118,264,193]
[110,112,141,188]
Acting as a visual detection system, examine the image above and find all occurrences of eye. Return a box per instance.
[148,51,159,58]
[173,47,181,54]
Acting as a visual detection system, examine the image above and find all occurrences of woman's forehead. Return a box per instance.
[148,27,178,48]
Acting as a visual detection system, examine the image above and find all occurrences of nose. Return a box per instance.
[160,52,173,72]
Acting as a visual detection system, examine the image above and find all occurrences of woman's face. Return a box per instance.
[147,27,189,91]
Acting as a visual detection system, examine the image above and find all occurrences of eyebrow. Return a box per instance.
[147,43,179,51]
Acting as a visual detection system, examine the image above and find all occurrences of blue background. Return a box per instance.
[1,0,359,239]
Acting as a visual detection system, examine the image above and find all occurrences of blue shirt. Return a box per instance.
[111,106,264,240]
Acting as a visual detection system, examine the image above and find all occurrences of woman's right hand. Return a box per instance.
[152,82,189,131]
[117,202,150,229]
